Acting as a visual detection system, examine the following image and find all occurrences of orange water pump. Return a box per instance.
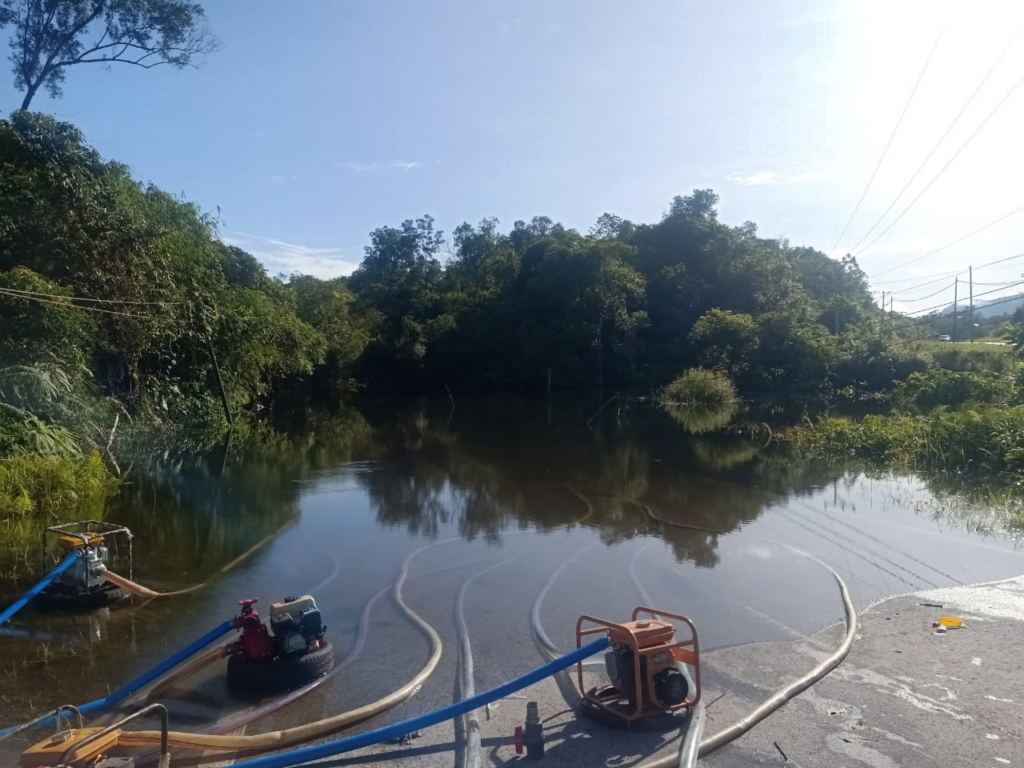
[576,607,700,726]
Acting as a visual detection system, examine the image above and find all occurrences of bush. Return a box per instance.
[660,367,738,409]
[0,451,117,578]
[890,369,1010,414]
[783,406,1024,482]
[0,403,82,458]
[833,340,932,392]
[911,341,1013,374]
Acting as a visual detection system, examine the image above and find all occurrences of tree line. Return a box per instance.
[1,111,905,444]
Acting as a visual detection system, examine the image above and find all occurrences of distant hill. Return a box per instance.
[940,292,1024,318]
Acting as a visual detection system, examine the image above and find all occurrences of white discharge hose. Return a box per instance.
[695,550,856,760]
[529,491,859,766]
[627,545,705,768]
[455,551,528,768]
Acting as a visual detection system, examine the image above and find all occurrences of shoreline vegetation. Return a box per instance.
[3,110,1024,565]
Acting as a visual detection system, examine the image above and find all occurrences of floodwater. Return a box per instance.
[0,395,1022,759]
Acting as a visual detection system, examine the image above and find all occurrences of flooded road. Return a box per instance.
[0,395,1021,758]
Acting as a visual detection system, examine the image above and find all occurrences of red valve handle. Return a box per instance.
[514,726,523,755]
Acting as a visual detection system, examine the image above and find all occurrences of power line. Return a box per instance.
[855,78,1024,260]
[896,280,957,303]
[873,267,964,286]
[0,288,150,319]
[866,294,1017,350]
[873,252,1024,293]
[0,286,180,306]
[827,24,947,256]
[846,26,1022,255]
[868,204,1024,279]
[886,305,1020,349]
[976,250,1024,270]
[903,279,1024,318]
[887,272,964,295]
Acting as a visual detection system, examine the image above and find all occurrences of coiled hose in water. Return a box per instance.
[628,543,704,768]
[101,527,289,599]
[116,535,446,752]
[182,485,591,764]
[631,498,859,764]
[455,551,529,768]
[122,484,595,761]
[528,492,858,765]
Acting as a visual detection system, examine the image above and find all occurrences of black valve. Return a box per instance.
[524,700,544,760]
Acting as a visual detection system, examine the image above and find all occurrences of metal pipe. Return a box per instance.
[0,551,81,625]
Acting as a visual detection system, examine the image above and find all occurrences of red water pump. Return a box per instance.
[226,595,334,694]
[231,598,276,662]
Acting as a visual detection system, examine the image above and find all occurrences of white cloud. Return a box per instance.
[726,170,820,186]
[334,160,423,174]
[268,175,290,186]
[223,232,360,280]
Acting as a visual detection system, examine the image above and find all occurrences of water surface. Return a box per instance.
[1,395,1021,753]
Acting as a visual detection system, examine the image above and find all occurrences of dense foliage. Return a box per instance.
[660,368,738,409]
[0,112,894,426]
[784,407,1024,485]
[6,110,1023,547]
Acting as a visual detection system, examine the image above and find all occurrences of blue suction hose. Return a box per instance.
[0,552,82,626]
[229,635,611,768]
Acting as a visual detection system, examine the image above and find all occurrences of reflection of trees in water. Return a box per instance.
[108,409,374,584]
[112,397,854,577]
[662,401,738,434]
[355,397,849,567]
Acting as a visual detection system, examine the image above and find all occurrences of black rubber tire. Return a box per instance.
[37,583,131,611]
[227,641,335,695]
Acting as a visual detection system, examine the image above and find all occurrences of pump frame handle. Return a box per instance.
[59,703,168,766]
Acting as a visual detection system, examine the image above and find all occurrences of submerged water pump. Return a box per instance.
[576,607,701,727]
[227,595,334,694]
[39,522,134,609]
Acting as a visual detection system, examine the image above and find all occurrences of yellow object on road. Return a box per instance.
[937,616,963,628]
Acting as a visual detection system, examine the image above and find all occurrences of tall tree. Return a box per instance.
[0,0,218,110]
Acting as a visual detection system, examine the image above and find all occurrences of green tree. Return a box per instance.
[0,0,218,110]
[689,309,759,375]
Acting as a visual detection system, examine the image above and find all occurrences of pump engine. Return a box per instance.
[227,594,333,694]
[269,595,326,655]
[56,536,110,592]
[576,607,701,726]
[39,522,134,609]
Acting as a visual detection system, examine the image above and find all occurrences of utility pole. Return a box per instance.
[880,291,886,338]
[953,278,958,342]
[969,265,974,343]
[833,259,840,335]
[889,296,894,337]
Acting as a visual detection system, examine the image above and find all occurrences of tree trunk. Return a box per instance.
[20,81,41,110]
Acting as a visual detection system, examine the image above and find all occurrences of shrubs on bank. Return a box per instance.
[0,451,116,577]
[660,368,738,409]
[889,369,1011,414]
[784,407,1024,483]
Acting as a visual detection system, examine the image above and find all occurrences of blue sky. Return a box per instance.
[3,0,1024,313]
